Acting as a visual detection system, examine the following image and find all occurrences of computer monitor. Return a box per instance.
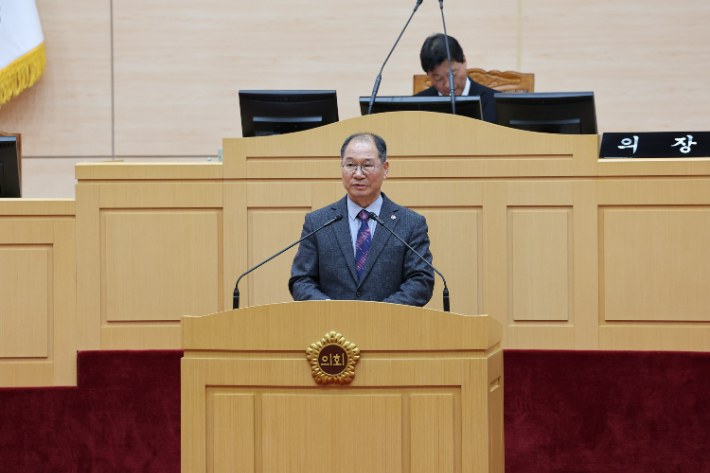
[239,90,339,137]
[0,136,21,198]
[494,92,598,134]
[359,96,483,121]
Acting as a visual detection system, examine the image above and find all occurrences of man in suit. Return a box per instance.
[415,33,498,124]
[289,133,435,307]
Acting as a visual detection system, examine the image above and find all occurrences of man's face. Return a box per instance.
[341,139,389,208]
[426,57,468,96]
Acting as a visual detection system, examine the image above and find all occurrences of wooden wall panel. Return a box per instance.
[503,182,578,350]
[598,179,710,351]
[103,211,221,322]
[0,247,49,358]
[76,172,223,351]
[213,394,255,473]
[8,112,710,391]
[487,351,505,473]
[0,202,76,387]
[261,394,403,473]
[602,207,710,322]
[521,0,710,133]
[410,394,455,473]
[247,209,309,307]
[0,0,112,157]
[509,208,571,322]
[417,208,481,316]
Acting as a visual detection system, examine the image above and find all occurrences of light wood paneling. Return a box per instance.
[487,350,504,473]
[183,303,503,473]
[0,247,49,357]
[571,180,599,350]
[417,208,481,315]
[505,325,576,350]
[599,325,710,352]
[7,112,710,392]
[247,209,308,308]
[602,207,710,322]
[100,324,181,350]
[597,178,710,350]
[509,208,571,321]
[75,169,223,351]
[0,201,76,387]
[521,0,710,133]
[0,0,112,157]
[232,113,595,180]
[262,394,402,473]
[410,394,455,473]
[219,113,710,352]
[213,394,255,473]
[103,211,220,322]
[75,162,222,181]
[182,302,502,352]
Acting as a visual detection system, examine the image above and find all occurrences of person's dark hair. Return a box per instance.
[340,133,387,163]
[420,33,464,73]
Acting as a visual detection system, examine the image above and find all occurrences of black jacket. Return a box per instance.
[415,77,498,124]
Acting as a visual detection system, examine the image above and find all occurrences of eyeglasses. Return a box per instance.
[341,162,382,175]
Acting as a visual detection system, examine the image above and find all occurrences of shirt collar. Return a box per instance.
[437,77,471,96]
[347,194,384,221]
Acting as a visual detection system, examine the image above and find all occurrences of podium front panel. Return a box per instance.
[182,303,504,473]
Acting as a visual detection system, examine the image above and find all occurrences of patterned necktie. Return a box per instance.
[355,210,371,281]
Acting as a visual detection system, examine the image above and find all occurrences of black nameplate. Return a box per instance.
[600,132,710,159]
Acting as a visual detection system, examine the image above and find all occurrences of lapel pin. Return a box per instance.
[391,215,396,220]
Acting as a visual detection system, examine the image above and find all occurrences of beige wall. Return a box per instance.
[1,0,710,196]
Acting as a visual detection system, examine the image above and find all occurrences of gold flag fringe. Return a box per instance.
[0,42,46,108]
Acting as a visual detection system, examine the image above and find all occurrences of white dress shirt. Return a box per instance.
[437,76,472,96]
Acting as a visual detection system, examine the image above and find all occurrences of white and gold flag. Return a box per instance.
[0,0,45,107]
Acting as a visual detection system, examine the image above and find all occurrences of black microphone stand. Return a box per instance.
[367,0,424,115]
[439,0,456,114]
[368,212,450,312]
[233,214,343,309]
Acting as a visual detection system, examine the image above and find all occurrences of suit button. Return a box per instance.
[356,291,361,298]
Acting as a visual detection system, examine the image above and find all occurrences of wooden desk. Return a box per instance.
[3,112,710,387]
[0,199,75,386]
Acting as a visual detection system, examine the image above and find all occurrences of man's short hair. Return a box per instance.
[340,133,387,163]
[420,33,465,73]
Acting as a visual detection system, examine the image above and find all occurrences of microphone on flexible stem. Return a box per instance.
[439,0,456,115]
[233,214,344,309]
[367,0,424,115]
[368,212,450,312]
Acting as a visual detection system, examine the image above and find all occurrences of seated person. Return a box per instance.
[415,33,498,123]
[289,133,435,307]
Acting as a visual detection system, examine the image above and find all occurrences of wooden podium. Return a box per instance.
[182,301,503,473]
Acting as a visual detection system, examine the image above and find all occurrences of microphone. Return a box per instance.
[368,212,450,312]
[233,214,344,309]
[439,0,456,114]
[367,0,424,115]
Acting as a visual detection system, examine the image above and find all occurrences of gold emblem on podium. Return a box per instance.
[306,331,360,384]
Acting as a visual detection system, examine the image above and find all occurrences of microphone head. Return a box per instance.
[368,212,379,220]
[334,214,344,221]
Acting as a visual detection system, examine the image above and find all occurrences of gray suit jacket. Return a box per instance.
[289,194,435,306]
